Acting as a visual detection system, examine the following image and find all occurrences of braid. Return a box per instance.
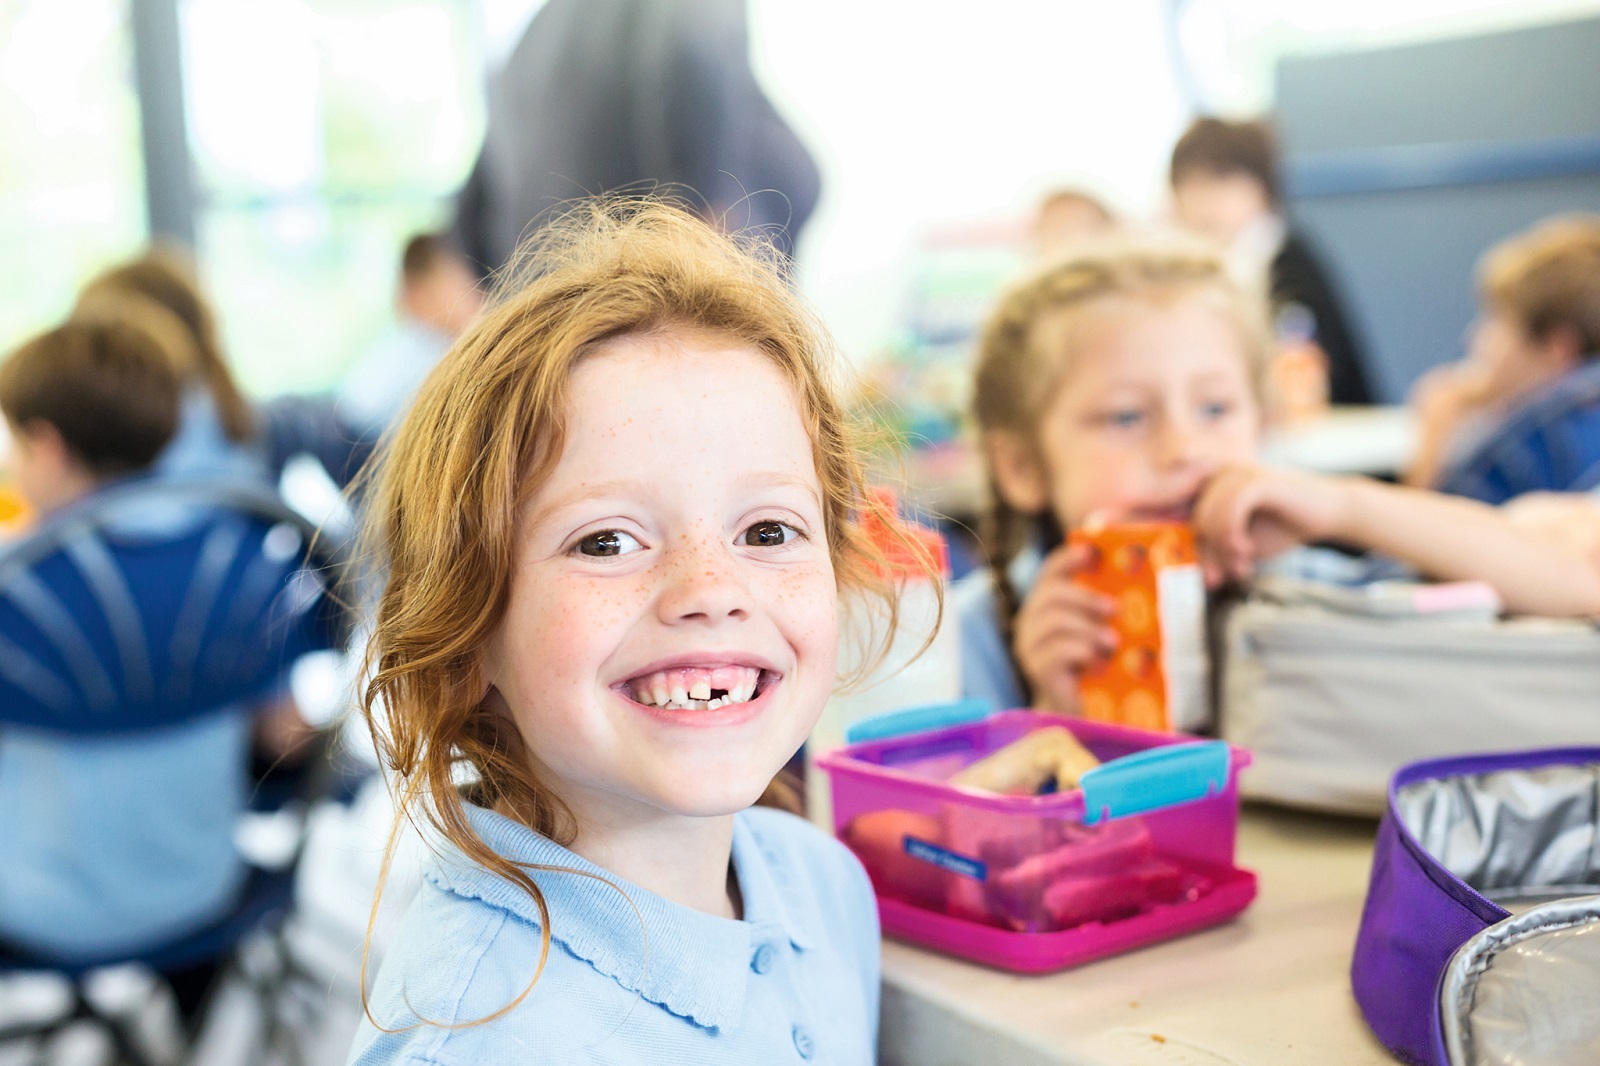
[980,475,1030,704]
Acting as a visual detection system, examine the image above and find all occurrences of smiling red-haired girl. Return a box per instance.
[350,198,929,1065]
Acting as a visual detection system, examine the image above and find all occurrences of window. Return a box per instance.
[0,0,145,358]
[180,0,483,395]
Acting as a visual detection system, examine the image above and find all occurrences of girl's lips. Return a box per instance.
[616,651,780,681]
[621,665,773,710]
[1133,509,1192,524]
[1085,497,1198,528]
[1125,498,1197,524]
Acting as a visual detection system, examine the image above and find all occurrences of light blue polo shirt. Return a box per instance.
[350,803,881,1065]
[952,546,1041,713]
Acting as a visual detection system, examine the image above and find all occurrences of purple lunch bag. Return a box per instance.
[1352,747,1600,1065]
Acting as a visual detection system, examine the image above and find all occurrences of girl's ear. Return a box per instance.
[1538,324,1584,372]
[13,419,74,475]
[984,429,1051,514]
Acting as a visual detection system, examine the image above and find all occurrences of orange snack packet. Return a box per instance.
[1067,522,1208,733]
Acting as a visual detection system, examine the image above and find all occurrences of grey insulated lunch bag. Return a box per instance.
[1217,577,1600,815]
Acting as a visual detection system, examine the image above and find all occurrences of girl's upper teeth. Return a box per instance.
[628,665,763,709]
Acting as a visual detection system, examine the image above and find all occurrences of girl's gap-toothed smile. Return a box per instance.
[620,665,771,710]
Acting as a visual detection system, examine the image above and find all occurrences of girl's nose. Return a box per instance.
[1154,418,1203,470]
[656,534,752,625]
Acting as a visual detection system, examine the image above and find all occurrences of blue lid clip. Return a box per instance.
[844,698,995,745]
[1078,740,1231,824]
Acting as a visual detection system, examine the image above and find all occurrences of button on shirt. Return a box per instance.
[349,804,880,1065]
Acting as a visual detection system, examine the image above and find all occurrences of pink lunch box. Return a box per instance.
[814,707,1257,973]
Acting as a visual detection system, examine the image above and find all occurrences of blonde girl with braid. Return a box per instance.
[955,240,1600,716]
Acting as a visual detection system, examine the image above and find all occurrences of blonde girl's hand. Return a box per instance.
[1012,542,1117,715]
[1191,466,1358,586]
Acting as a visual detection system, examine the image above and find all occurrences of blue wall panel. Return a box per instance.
[1274,17,1600,402]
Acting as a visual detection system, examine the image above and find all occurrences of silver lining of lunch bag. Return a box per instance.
[1395,762,1600,896]
[1440,894,1600,1066]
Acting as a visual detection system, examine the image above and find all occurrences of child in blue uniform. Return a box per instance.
[0,296,251,1023]
[957,240,1600,714]
[1408,214,1600,501]
[349,200,911,1064]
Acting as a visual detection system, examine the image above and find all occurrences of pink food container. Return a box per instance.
[814,706,1257,974]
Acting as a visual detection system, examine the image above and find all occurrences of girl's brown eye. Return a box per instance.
[742,521,794,547]
[576,530,639,557]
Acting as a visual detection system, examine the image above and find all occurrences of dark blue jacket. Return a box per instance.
[1436,359,1600,504]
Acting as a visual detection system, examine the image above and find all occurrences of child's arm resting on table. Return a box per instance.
[1193,466,1600,618]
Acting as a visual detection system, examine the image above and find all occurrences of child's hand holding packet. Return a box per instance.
[1011,543,1118,715]
[1067,522,1209,733]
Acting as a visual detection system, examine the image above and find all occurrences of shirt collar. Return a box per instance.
[1006,539,1045,598]
[1228,212,1288,287]
[425,803,812,1032]
[730,809,816,952]
[397,314,455,349]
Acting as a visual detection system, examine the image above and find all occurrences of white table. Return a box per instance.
[1260,406,1417,479]
[878,805,1394,1066]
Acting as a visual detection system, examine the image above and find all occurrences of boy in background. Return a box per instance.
[1170,116,1374,409]
[2,297,184,516]
[1408,215,1600,501]
[1031,187,1116,261]
[338,231,483,437]
[0,298,244,1025]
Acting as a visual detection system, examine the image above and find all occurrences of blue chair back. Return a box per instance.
[0,477,348,734]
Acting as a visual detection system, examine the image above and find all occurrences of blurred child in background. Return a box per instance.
[80,247,331,787]
[957,241,1600,714]
[0,297,184,516]
[1407,214,1600,501]
[1169,116,1373,414]
[1030,187,1116,262]
[77,246,266,484]
[338,231,483,438]
[0,297,245,1022]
